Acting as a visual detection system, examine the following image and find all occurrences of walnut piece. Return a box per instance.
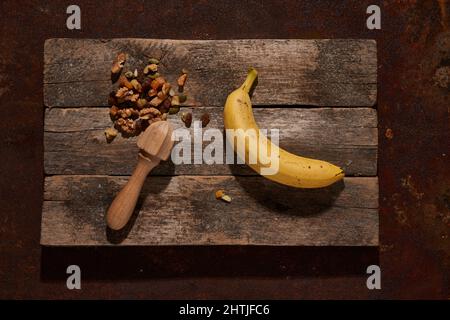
[111,53,127,74]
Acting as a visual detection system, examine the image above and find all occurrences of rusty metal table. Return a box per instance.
[0,0,448,299]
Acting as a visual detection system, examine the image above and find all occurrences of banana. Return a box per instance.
[223,68,345,188]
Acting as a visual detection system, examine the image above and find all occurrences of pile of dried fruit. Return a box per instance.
[105,53,190,143]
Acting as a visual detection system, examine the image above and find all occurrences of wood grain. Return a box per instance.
[41,175,378,246]
[44,38,377,107]
[44,107,378,176]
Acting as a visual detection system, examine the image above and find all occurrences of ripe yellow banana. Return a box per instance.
[223,68,345,188]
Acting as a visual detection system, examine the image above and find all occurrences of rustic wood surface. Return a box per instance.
[44,107,378,176]
[42,176,378,246]
[44,38,377,107]
[42,38,378,246]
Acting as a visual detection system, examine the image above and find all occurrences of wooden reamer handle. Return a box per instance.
[106,154,159,230]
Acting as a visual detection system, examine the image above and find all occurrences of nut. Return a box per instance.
[119,75,134,90]
[214,190,232,203]
[115,87,130,98]
[200,112,210,128]
[140,107,161,117]
[108,91,118,106]
[109,105,119,119]
[130,79,142,92]
[157,91,168,100]
[149,96,164,107]
[144,64,158,74]
[221,195,232,203]
[148,88,158,97]
[181,112,192,128]
[151,77,166,90]
[111,53,127,74]
[177,73,187,88]
[104,127,118,143]
[137,98,148,109]
[168,106,180,114]
[119,108,132,118]
[124,93,139,103]
[160,98,172,113]
[148,58,160,65]
[171,95,180,106]
[124,70,134,79]
[124,93,139,102]
[161,83,171,96]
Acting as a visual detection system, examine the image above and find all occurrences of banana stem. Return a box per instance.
[241,67,258,93]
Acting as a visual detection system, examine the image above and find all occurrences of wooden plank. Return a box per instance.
[41,175,378,246]
[44,38,377,107]
[44,107,378,176]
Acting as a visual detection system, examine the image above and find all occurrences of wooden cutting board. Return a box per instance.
[42,38,378,246]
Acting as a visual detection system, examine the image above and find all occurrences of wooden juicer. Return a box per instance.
[106,121,174,230]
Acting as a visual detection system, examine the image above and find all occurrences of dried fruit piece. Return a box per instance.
[200,112,210,127]
[160,98,172,113]
[178,94,187,103]
[104,127,118,143]
[215,190,225,199]
[181,112,192,128]
[169,88,176,97]
[215,190,232,203]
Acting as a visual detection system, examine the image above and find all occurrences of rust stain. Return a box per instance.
[401,175,425,200]
[433,65,450,87]
[438,0,449,30]
[394,205,408,225]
